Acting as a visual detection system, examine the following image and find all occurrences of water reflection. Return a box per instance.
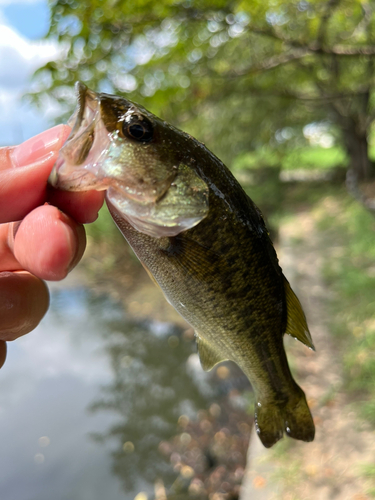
[83,294,253,499]
[88,315,210,492]
[1,286,252,500]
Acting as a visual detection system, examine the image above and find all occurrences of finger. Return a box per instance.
[0,271,49,341]
[0,125,71,223]
[0,222,21,272]
[47,188,105,224]
[0,341,6,369]
[8,205,87,281]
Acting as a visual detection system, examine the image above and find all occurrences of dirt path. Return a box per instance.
[241,209,375,500]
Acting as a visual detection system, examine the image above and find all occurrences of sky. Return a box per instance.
[0,0,59,145]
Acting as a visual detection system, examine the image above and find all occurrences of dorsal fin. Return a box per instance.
[283,277,315,350]
[196,334,228,371]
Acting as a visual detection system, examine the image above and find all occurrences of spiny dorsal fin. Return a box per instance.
[283,277,315,351]
[196,334,228,371]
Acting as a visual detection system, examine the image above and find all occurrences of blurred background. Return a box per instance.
[1,0,375,499]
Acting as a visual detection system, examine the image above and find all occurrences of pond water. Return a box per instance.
[0,281,252,500]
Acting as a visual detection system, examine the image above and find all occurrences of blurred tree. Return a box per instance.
[35,0,375,180]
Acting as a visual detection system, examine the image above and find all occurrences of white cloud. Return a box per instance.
[0,23,61,144]
[0,24,57,89]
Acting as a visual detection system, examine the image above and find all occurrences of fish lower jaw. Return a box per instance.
[48,164,109,192]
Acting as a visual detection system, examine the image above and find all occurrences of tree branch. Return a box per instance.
[314,44,375,55]
[317,0,342,46]
[225,48,311,77]
[248,19,375,57]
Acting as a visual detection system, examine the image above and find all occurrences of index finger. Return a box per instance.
[0,125,71,223]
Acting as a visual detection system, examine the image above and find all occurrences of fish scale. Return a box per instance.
[50,82,315,448]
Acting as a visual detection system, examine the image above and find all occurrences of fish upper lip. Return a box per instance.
[51,82,102,183]
[68,82,100,138]
[70,82,88,135]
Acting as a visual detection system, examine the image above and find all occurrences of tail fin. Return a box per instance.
[254,385,315,448]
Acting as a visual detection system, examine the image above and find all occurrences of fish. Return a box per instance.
[49,82,315,448]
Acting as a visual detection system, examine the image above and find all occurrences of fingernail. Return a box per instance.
[0,341,6,369]
[7,221,22,253]
[58,212,86,275]
[12,125,67,168]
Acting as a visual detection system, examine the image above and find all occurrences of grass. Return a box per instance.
[314,193,375,425]
[282,145,347,171]
[361,464,375,497]
[232,144,348,172]
[284,182,375,494]
[244,180,375,497]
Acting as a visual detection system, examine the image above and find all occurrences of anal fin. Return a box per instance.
[283,277,315,350]
[196,334,228,371]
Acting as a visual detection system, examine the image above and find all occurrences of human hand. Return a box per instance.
[0,125,106,368]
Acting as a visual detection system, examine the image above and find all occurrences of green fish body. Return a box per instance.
[50,83,315,448]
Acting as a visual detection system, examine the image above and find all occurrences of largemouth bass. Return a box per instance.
[50,83,315,448]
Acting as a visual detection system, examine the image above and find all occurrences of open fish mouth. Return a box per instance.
[48,82,112,192]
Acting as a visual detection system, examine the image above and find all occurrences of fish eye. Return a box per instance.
[123,115,153,142]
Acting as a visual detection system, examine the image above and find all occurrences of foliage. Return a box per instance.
[34,0,375,177]
[84,203,120,242]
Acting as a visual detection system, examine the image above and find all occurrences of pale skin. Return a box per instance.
[0,125,105,368]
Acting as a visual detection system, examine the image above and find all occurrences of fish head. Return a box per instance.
[49,82,209,237]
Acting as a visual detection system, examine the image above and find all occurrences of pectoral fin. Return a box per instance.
[284,277,315,350]
[196,334,228,371]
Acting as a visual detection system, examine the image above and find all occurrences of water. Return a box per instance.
[0,284,251,500]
